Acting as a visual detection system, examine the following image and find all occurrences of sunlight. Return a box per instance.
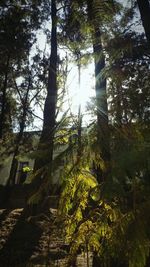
[36,28,95,117]
[31,31,95,128]
[67,62,95,117]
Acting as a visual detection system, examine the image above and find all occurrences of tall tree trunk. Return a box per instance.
[87,0,110,183]
[137,0,150,43]
[93,29,110,181]
[34,0,57,185]
[0,55,10,139]
[87,1,110,267]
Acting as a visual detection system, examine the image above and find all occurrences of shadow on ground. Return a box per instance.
[0,208,42,267]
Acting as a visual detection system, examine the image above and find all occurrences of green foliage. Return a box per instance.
[58,120,150,267]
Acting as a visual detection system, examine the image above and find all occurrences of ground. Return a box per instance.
[0,208,93,267]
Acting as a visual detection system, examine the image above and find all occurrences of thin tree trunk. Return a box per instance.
[137,0,150,43]
[34,0,57,184]
[0,55,10,139]
[7,77,31,185]
[77,60,82,160]
[77,105,82,159]
[93,29,110,181]
[7,129,24,185]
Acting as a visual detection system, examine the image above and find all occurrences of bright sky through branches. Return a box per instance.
[66,62,95,115]
[33,30,95,129]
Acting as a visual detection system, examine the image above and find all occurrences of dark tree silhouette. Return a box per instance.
[137,0,150,43]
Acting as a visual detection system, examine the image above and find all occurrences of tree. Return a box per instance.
[86,0,112,183]
[137,0,150,43]
[0,2,36,139]
[0,0,49,139]
[7,53,45,185]
[0,0,50,183]
[33,0,58,197]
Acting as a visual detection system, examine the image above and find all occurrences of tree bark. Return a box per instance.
[137,0,150,43]
[87,0,110,182]
[93,29,110,181]
[34,0,57,181]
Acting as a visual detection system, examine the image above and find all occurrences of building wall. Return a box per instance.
[0,157,12,185]
[0,146,67,186]
[0,130,77,186]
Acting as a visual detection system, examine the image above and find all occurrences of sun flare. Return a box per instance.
[67,63,95,115]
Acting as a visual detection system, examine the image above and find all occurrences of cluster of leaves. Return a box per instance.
[58,122,150,267]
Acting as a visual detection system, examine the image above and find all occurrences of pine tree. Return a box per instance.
[0,1,35,139]
[33,0,58,198]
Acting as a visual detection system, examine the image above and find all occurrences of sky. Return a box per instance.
[31,30,95,130]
